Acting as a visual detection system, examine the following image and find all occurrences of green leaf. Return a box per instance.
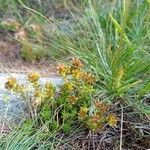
[116,67,124,88]
[140,103,150,115]
[109,13,130,43]
[117,80,142,94]
[147,0,150,5]
[139,80,150,96]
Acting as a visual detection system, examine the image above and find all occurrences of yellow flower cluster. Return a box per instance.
[57,64,68,77]
[5,72,55,107]
[5,77,17,90]
[107,114,117,127]
[79,100,117,130]
[63,81,74,91]
[57,58,117,130]
[44,81,55,98]
[5,77,25,94]
[70,68,83,80]
[34,90,41,98]
[81,73,96,84]
[79,107,88,118]
[27,72,40,83]
[89,112,103,129]
[68,96,78,105]
[94,100,109,112]
[5,58,117,132]
[57,58,84,79]
[57,58,96,88]
[70,58,84,80]
[71,58,83,68]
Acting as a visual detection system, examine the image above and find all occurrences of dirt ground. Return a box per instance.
[0,31,58,77]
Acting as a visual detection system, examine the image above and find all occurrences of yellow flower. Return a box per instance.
[68,96,78,104]
[107,114,117,127]
[87,112,104,130]
[34,90,41,98]
[57,64,68,77]
[15,84,25,94]
[63,81,74,91]
[94,100,109,112]
[5,77,17,90]
[70,68,83,79]
[88,118,103,130]
[71,58,83,68]
[5,77,25,94]
[79,107,88,118]
[45,81,55,98]
[91,112,102,124]
[82,84,94,93]
[81,73,96,84]
[27,72,40,83]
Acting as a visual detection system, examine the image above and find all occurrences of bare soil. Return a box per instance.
[0,31,58,77]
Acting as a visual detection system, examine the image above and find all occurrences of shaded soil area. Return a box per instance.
[0,31,58,77]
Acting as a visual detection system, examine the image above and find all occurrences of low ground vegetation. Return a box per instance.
[0,0,150,149]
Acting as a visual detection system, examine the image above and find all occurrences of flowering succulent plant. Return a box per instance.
[5,58,117,133]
